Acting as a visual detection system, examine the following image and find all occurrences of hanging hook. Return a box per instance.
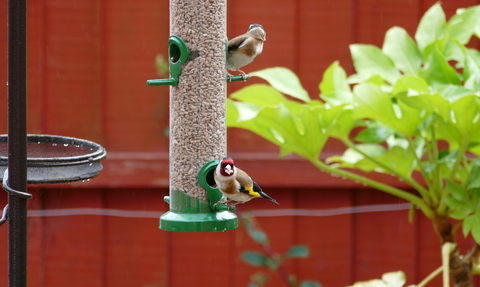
[0,169,33,226]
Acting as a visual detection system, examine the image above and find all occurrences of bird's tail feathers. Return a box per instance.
[260,191,279,205]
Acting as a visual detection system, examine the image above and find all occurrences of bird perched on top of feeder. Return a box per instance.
[226,24,266,81]
[214,157,278,207]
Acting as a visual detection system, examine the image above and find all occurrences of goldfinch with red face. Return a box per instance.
[226,24,266,81]
[214,157,278,207]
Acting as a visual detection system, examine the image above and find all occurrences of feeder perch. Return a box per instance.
[146,36,250,86]
[146,35,189,87]
[159,160,238,232]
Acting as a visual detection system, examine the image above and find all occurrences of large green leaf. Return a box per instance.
[350,44,401,84]
[447,7,480,45]
[251,67,310,102]
[384,145,416,178]
[352,83,425,136]
[329,141,416,178]
[230,84,288,107]
[355,121,395,144]
[226,100,260,124]
[391,75,429,95]
[420,42,461,85]
[432,84,474,103]
[396,92,450,122]
[382,27,422,75]
[462,48,480,81]
[450,94,480,136]
[415,2,446,52]
[318,105,355,141]
[319,61,352,105]
[228,102,322,160]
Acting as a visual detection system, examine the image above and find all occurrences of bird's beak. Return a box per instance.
[225,164,233,175]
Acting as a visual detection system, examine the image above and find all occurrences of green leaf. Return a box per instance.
[248,230,269,245]
[285,245,309,258]
[391,75,429,95]
[300,281,322,287]
[447,7,480,45]
[466,162,480,190]
[242,251,268,267]
[465,48,480,75]
[352,83,425,136]
[463,214,480,244]
[230,84,288,107]
[355,121,394,144]
[355,126,393,144]
[251,67,310,102]
[384,145,416,178]
[319,61,352,105]
[229,103,324,160]
[415,2,446,52]
[328,144,385,173]
[382,27,422,75]
[447,181,469,202]
[465,71,480,91]
[450,94,480,136]
[420,42,461,85]
[318,105,355,141]
[444,181,472,220]
[433,84,475,103]
[350,44,401,84]
[227,100,260,124]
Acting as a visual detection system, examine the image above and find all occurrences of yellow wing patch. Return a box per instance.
[245,187,261,198]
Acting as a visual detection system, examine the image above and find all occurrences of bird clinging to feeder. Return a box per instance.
[226,24,266,81]
[214,157,278,207]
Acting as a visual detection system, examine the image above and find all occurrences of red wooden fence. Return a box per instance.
[0,0,479,286]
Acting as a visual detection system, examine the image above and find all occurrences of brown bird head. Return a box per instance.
[219,157,235,177]
[247,24,266,41]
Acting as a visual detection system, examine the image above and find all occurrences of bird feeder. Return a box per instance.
[147,0,238,232]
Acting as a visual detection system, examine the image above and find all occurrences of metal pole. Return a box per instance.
[7,0,28,285]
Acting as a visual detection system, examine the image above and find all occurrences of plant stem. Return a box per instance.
[447,139,469,183]
[406,136,436,206]
[417,266,443,287]
[311,158,435,218]
[261,245,294,287]
[426,127,443,204]
[438,137,470,215]
[344,139,432,205]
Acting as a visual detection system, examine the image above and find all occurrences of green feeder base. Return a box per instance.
[160,210,238,232]
[159,161,239,232]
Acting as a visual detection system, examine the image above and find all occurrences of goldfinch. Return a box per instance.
[214,157,278,207]
[226,24,266,81]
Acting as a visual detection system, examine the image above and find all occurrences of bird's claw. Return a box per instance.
[239,70,248,82]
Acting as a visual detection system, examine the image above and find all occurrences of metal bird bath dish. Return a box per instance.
[0,134,106,184]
